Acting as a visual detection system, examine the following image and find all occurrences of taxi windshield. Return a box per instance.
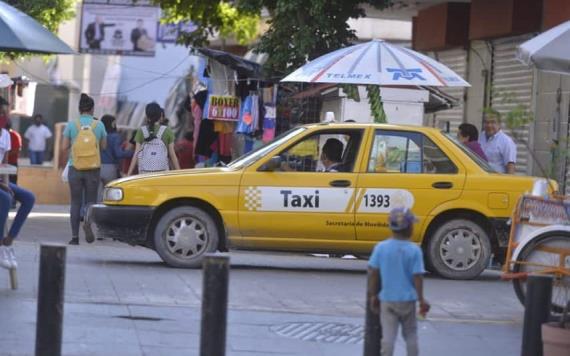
[228,127,307,169]
[443,133,496,173]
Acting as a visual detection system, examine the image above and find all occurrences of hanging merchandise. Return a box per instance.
[236,93,260,134]
[194,119,218,157]
[192,90,208,152]
[262,105,276,142]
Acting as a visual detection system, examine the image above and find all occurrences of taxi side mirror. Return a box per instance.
[259,156,282,172]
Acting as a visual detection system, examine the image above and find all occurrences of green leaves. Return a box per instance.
[157,0,259,48]
[366,85,386,123]
[155,0,393,75]
[484,89,534,133]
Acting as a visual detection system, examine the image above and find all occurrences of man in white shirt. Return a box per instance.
[24,114,52,165]
[478,110,517,174]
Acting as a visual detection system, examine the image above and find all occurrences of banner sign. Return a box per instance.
[519,196,570,225]
[80,0,159,57]
[207,96,241,121]
[157,21,197,43]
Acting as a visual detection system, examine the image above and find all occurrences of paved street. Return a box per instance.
[1,205,524,355]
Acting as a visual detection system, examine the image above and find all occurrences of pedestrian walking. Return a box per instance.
[62,94,107,245]
[127,102,180,175]
[24,114,52,165]
[479,110,517,174]
[457,123,488,161]
[367,207,430,356]
[6,120,22,185]
[174,131,195,169]
[0,126,35,269]
[98,115,133,201]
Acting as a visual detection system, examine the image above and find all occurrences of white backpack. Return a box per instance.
[137,125,169,173]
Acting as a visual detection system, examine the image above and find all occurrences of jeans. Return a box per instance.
[29,151,45,165]
[68,166,99,238]
[380,301,418,356]
[98,163,119,202]
[0,183,35,240]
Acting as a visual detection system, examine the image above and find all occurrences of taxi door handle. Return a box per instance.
[432,181,453,189]
[330,180,351,187]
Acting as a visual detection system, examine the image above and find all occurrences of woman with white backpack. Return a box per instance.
[127,102,180,175]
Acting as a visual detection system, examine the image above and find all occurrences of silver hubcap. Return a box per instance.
[165,216,208,259]
[439,228,482,271]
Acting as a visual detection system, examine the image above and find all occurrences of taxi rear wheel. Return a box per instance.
[153,206,219,268]
[428,219,491,280]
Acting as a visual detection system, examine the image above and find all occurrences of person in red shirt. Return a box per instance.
[5,120,21,185]
[175,131,195,169]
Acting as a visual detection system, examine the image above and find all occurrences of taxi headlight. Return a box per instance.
[104,187,123,201]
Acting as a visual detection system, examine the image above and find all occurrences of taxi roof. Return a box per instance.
[302,122,444,134]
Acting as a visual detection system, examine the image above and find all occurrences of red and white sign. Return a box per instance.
[207,95,240,121]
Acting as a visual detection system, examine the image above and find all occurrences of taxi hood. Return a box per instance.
[108,167,239,187]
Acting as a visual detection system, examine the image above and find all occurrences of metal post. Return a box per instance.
[200,254,229,356]
[521,275,553,356]
[35,244,67,356]
[364,279,381,356]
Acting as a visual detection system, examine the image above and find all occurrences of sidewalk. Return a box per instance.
[0,241,524,356]
[0,205,525,355]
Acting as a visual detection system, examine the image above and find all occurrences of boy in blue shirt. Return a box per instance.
[368,207,430,356]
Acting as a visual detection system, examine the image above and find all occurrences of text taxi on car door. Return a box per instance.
[90,123,552,279]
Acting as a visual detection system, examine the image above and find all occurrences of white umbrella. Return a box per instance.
[517,20,570,75]
[281,39,470,87]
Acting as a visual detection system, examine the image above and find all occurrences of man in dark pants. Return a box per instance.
[84,16,115,50]
[130,19,148,51]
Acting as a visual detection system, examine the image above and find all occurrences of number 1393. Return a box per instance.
[363,194,390,208]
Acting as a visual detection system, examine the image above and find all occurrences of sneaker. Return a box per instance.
[0,246,12,269]
[6,247,16,269]
[68,237,79,245]
[83,223,95,244]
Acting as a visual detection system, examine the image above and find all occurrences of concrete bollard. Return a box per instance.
[35,244,67,356]
[364,274,382,356]
[200,254,229,356]
[521,274,553,356]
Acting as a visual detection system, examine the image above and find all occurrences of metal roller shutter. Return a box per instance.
[429,48,468,132]
[490,36,534,175]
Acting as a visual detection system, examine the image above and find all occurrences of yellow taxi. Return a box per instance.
[90,123,546,279]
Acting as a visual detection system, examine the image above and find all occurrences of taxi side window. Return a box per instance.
[278,130,363,172]
[368,130,457,174]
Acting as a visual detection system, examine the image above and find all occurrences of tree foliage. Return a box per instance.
[156,0,392,75]
[158,0,260,48]
[2,0,76,59]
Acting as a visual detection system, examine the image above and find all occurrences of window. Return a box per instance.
[277,130,363,172]
[368,130,457,174]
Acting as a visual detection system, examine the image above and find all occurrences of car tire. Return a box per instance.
[153,206,219,268]
[427,218,491,280]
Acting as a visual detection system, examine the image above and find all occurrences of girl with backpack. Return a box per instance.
[62,93,107,245]
[127,102,180,175]
[98,115,133,201]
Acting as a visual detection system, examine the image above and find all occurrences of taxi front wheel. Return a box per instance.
[427,219,491,280]
[153,206,219,268]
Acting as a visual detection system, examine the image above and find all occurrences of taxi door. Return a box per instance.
[238,128,366,240]
[355,128,465,243]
